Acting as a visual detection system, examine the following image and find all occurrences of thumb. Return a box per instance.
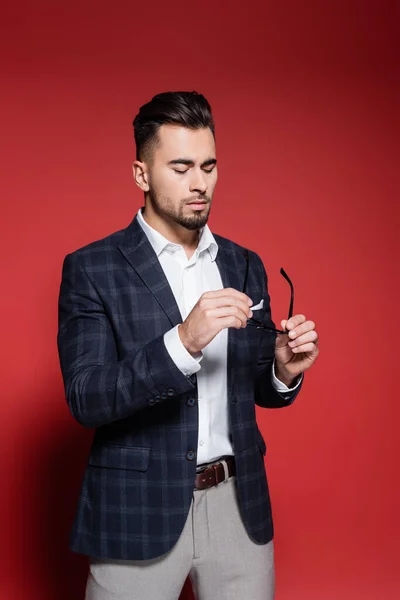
[275,319,288,348]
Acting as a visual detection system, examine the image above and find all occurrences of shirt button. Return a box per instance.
[186,450,196,461]
[199,440,204,446]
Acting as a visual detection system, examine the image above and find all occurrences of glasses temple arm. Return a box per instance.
[280,267,294,321]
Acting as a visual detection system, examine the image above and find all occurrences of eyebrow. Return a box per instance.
[167,158,217,168]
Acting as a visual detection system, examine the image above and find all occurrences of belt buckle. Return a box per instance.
[212,463,223,485]
[200,466,215,488]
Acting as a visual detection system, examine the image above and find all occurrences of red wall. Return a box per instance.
[1,1,398,598]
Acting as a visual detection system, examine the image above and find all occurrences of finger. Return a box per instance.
[201,294,252,316]
[287,319,315,338]
[275,334,289,348]
[217,315,244,330]
[288,331,318,348]
[285,314,307,331]
[291,342,320,354]
[207,305,251,327]
[203,288,253,306]
[280,319,287,331]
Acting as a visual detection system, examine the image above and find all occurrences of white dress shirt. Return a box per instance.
[136,208,301,464]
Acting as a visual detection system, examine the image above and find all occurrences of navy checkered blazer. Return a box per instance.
[57,213,303,560]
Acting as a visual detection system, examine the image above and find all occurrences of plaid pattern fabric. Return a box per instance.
[57,214,302,560]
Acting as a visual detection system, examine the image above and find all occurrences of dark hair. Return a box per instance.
[132,91,215,164]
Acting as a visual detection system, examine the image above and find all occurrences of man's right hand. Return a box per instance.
[178,288,254,355]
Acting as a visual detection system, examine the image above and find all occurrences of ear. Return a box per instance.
[132,160,150,192]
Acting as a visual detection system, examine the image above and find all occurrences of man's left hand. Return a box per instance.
[274,314,319,387]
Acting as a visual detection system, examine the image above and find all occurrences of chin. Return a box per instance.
[181,216,209,230]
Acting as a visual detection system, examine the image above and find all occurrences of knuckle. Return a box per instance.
[199,297,207,310]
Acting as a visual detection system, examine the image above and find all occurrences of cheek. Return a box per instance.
[209,172,218,193]
[152,172,185,201]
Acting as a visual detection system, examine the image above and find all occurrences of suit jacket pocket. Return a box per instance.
[88,445,150,471]
[247,306,268,331]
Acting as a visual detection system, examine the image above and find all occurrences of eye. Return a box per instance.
[173,167,215,175]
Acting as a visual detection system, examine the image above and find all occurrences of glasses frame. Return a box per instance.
[242,249,294,335]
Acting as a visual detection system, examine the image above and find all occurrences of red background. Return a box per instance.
[1,1,398,598]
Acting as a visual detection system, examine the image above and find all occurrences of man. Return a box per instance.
[57,91,319,600]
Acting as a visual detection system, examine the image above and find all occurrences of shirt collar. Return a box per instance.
[136,207,218,261]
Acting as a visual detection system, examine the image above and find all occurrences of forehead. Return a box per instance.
[155,124,216,162]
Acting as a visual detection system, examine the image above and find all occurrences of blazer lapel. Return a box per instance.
[214,235,246,295]
[118,215,183,327]
[214,235,248,397]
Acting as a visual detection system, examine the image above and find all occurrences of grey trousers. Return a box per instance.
[85,463,275,600]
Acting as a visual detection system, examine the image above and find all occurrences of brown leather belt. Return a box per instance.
[194,456,236,490]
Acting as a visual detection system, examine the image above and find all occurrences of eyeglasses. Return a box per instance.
[242,249,294,334]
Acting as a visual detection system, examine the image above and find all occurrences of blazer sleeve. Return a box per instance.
[253,253,304,409]
[57,252,197,428]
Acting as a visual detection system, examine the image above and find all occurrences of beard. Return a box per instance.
[148,188,211,231]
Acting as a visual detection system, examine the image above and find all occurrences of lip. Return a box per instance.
[187,201,207,208]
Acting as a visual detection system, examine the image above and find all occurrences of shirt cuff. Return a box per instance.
[164,325,203,377]
[271,359,303,392]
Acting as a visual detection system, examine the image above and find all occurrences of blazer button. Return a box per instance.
[186,397,197,407]
[160,392,167,400]
[149,399,155,406]
[186,450,196,461]
[167,389,175,397]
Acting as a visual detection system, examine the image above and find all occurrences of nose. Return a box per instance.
[189,168,207,195]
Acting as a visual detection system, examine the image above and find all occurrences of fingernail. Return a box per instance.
[289,330,296,338]
[248,309,253,318]
[248,298,253,306]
